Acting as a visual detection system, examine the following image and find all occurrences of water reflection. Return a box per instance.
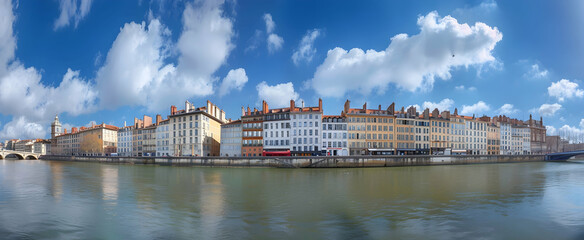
[49,162,64,200]
[542,161,584,227]
[199,171,225,239]
[101,166,119,202]
[1,160,584,239]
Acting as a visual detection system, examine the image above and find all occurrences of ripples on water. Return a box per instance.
[1,159,584,239]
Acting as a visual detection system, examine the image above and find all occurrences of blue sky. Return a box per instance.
[0,0,583,141]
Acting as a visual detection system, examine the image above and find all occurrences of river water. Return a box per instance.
[1,159,583,239]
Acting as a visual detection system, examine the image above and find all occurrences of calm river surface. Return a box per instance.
[1,159,584,239]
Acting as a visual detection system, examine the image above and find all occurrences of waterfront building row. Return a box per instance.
[50,100,226,157]
[46,98,546,157]
[222,100,546,157]
[2,138,51,155]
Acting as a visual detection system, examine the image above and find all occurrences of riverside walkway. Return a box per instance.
[41,154,544,168]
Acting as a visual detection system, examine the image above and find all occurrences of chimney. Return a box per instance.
[247,106,251,115]
[262,100,268,114]
[171,105,177,115]
[302,101,305,108]
[362,102,367,110]
[64,129,67,134]
[144,115,152,127]
[387,102,395,115]
[156,114,162,125]
[290,99,296,111]
[241,107,245,117]
[378,104,381,111]
[432,108,439,118]
[318,98,323,112]
[454,108,458,116]
[423,108,430,119]
[124,121,126,127]
[344,100,350,114]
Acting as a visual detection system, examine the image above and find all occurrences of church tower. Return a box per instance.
[51,115,62,138]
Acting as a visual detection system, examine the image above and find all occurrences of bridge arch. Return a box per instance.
[25,155,38,160]
[0,154,3,160]
[4,153,24,160]
[546,150,584,161]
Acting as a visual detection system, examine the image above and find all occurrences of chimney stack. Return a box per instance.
[156,114,162,125]
[344,100,350,114]
[170,105,177,115]
[262,100,269,114]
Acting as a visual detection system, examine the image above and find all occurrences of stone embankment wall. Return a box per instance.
[40,155,545,168]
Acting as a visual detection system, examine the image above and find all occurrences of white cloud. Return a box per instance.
[292,29,321,65]
[256,81,299,108]
[308,11,503,97]
[546,125,557,136]
[422,98,454,112]
[0,116,46,140]
[537,103,562,117]
[54,0,94,30]
[264,13,283,53]
[218,68,248,97]
[454,85,476,91]
[267,34,284,53]
[0,0,15,77]
[1,0,237,140]
[548,79,583,102]
[0,66,97,127]
[96,0,235,112]
[461,101,490,116]
[524,64,548,79]
[95,19,174,110]
[263,13,275,33]
[497,103,518,115]
[580,119,584,129]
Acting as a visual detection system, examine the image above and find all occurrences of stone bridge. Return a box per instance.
[0,150,40,160]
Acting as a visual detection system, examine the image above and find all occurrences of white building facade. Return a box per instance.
[499,122,512,155]
[263,113,291,154]
[322,116,348,156]
[220,120,242,157]
[291,111,322,156]
[464,118,488,155]
[156,120,170,157]
[117,126,133,156]
[511,126,531,155]
[414,118,430,154]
